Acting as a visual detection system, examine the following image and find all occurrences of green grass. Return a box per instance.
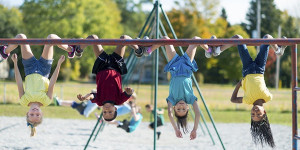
[0,82,297,126]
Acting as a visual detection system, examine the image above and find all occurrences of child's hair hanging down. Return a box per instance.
[26,114,43,136]
[135,36,209,140]
[174,110,189,134]
[250,114,274,148]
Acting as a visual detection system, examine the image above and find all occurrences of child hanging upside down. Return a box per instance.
[0,34,81,137]
[135,36,210,140]
[76,35,137,122]
[218,34,287,148]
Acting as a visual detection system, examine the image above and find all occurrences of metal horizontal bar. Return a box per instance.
[294,87,300,91]
[1,38,300,46]
[294,136,300,140]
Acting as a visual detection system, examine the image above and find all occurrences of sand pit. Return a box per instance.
[0,116,293,150]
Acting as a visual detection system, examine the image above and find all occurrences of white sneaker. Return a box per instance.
[205,47,212,58]
[213,46,221,57]
[135,36,150,57]
[275,36,287,56]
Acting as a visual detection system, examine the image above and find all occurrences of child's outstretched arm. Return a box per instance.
[11,54,24,98]
[47,55,65,99]
[191,101,200,140]
[157,108,164,115]
[77,93,94,101]
[231,79,243,103]
[131,106,140,121]
[167,101,182,138]
[118,87,134,104]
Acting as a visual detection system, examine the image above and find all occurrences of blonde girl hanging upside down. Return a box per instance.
[0,33,81,136]
[135,36,210,140]
[217,34,287,148]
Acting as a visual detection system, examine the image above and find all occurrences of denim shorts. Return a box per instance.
[238,44,269,77]
[22,56,53,78]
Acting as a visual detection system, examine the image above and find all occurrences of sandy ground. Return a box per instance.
[0,116,294,150]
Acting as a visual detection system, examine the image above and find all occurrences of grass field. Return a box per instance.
[0,81,297,126]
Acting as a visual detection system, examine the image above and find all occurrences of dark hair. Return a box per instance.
[145,104,151,108]
[250,114,275,148]
[103,111,118,122]
[174,111,189,134]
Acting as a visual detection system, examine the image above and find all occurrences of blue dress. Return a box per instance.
[165,53,198,105]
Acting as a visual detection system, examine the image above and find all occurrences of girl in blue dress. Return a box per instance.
[137,36,209,140]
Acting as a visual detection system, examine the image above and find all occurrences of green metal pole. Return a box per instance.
[189,105,206,135]
[123,7,156,86]
[138,6,156,37]
[144,18,155,37]
[160,5,225,149]
[93,121,105,141]
[153,1,160,150]
[84,113,103,150]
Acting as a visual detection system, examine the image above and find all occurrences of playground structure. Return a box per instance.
[0,1,299,150]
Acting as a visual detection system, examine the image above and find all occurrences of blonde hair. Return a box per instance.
[26,114,43,137]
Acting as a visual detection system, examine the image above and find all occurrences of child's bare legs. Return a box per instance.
[147,36,177,61]
[114,35,138,58]
[3,34,34,60]
[219,34,243,52]
[58,99,73,107]
[42,34,73,60]
[186,36,209,62]
[82,35,104,58]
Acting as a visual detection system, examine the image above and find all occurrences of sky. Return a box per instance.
[0,0,299,25]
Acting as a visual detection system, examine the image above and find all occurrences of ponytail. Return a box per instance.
[27,122,37,137]
[26,114,43,137]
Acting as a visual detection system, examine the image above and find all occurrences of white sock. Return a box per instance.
[215,46,221,54]
[275,47,281,53]
[3,46,7,54]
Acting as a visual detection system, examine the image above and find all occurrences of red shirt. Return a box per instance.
[91,69,130,106]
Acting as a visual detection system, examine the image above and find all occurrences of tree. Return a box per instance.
[243,0,282,37]
[0,5,23,77]
[20,0,123,80]
[181,0,220,21]
[0,5,23,38]
[278,11,300,87]
[165,5,249,83]
[220,7,230,27]
[113,0,151,37]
